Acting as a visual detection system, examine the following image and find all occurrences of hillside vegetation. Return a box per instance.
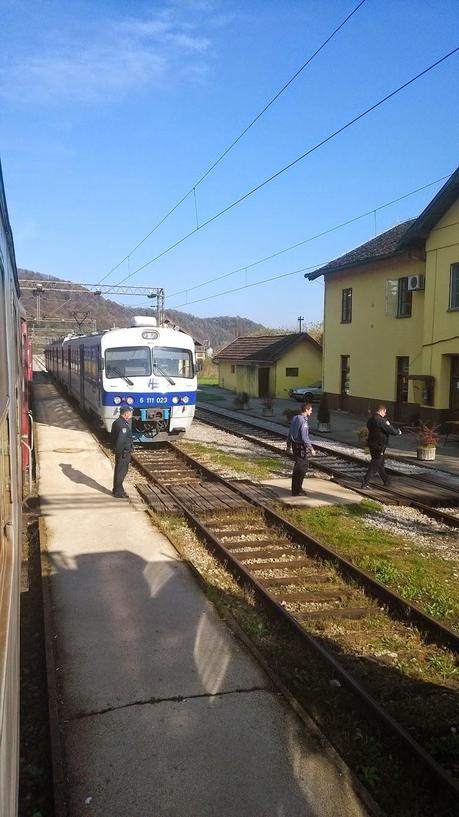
[18,269,268,350]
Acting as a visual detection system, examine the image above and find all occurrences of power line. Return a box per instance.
[171,261,325,310]
[165,173,450,302]
[114,46,459,287]
[96,0,368,286]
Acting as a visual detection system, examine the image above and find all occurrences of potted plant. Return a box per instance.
[317,392,331,432]
[283,408,299,425]
[262,393,275,417]
[356,425,369,454]
[234,391,250,410]
[416,422,440,461]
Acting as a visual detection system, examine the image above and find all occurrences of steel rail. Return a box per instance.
[166,444,459,652]
[195,407,459,528]
[132,444,459,800]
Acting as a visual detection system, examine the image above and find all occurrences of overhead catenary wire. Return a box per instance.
[114,46,459,287]
[96,0,368,286]
[171,261,326,310]
[165,173,450,302]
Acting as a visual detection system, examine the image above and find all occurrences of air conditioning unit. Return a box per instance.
[407,274,425,291]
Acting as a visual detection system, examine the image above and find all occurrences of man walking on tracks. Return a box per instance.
[111,404,134,498]
[361,404,401,489]
[287,403,315,496]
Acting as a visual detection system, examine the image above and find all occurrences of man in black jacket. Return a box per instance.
[361,404,401,488]
[111,404,134,498]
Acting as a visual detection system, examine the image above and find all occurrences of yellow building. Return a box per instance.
[307,168,459,424]
[214,333,322,399]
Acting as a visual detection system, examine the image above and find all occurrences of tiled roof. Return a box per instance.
[214,333,321,364]
[306,165,459,281]
[307,220,415,280]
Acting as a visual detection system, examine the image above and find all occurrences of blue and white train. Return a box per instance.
[45,316,197,442]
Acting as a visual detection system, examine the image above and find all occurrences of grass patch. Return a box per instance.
[197,390,226,402]
[179,440,284,481]
[282,501,459,630]
[197,376,219,386]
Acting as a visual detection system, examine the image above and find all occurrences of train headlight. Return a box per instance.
[113,397,121,405]
[126,397,134,405]
[172,396,179,404]
[181,395,190,404]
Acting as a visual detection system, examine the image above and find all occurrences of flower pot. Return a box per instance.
[417,446,436,461]
[318,422,330,432]
[262,408,274,417]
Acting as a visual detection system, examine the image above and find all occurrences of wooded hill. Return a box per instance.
[18,269,267,350]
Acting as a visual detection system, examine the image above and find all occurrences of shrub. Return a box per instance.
[416,422,441,447]
[234,391,250,408]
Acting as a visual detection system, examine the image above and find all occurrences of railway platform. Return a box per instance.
[33,372,378,817]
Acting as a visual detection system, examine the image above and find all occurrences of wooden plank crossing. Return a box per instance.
[136,483,181,514]
[173,481,249,513]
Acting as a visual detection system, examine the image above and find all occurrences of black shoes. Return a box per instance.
[292,490,307,496]
[112,490,128,498]
[360,482,369,489]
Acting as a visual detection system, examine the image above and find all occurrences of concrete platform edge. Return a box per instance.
[39,513,68,817]
[148,506,386,817]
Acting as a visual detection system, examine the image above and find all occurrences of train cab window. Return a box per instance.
[153,347,194,379]
[105,347,151,378]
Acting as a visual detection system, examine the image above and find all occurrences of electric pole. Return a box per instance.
[297,316,304,332]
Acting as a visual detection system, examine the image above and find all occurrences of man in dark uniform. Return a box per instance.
[287,403,315,496]
[110,404,134,498]
[361,403,402,488]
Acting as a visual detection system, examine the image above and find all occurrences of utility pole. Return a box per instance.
[297,315,304,332]
[33,283,43,323]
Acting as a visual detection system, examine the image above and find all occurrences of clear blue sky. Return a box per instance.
[1,0,458,329]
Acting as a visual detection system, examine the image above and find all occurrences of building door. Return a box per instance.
[339,356,350,410]
[395,356,409,420]
[450,356,459,417]
[258,367,270,398]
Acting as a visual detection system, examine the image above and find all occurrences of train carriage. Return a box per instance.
[45,316,197,443]
[0,160,30,816]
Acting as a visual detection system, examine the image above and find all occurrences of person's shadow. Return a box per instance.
[59,463,113,496]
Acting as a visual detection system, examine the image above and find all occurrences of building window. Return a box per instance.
[286,367,299,377]
[449,263,459,309]
[397,277,412,317]
[341,288,352,323]
[231,365,235,373]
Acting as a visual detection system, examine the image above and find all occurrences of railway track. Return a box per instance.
[132,442,459,802]
[195,405,459,527]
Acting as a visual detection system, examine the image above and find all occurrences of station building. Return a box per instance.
[213,333,322,398]
[307,167,459,424]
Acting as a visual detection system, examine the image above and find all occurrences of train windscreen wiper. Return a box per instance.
[153,362,175,386]
[110,366,134,386]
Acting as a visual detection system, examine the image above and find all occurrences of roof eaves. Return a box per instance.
[398,166,459,248]
[306,249,407,281]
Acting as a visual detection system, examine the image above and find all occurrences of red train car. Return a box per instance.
[0,159,30,815]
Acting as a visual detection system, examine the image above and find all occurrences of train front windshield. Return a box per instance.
[105,346,194,380]
[105,347,151,378]
[152,347,194,379]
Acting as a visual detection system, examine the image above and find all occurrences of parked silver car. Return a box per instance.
[288,381,323,403]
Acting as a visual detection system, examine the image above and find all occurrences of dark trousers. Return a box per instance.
[113,452,131,495]
[291,444,309,495]
[363,447,389,485]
